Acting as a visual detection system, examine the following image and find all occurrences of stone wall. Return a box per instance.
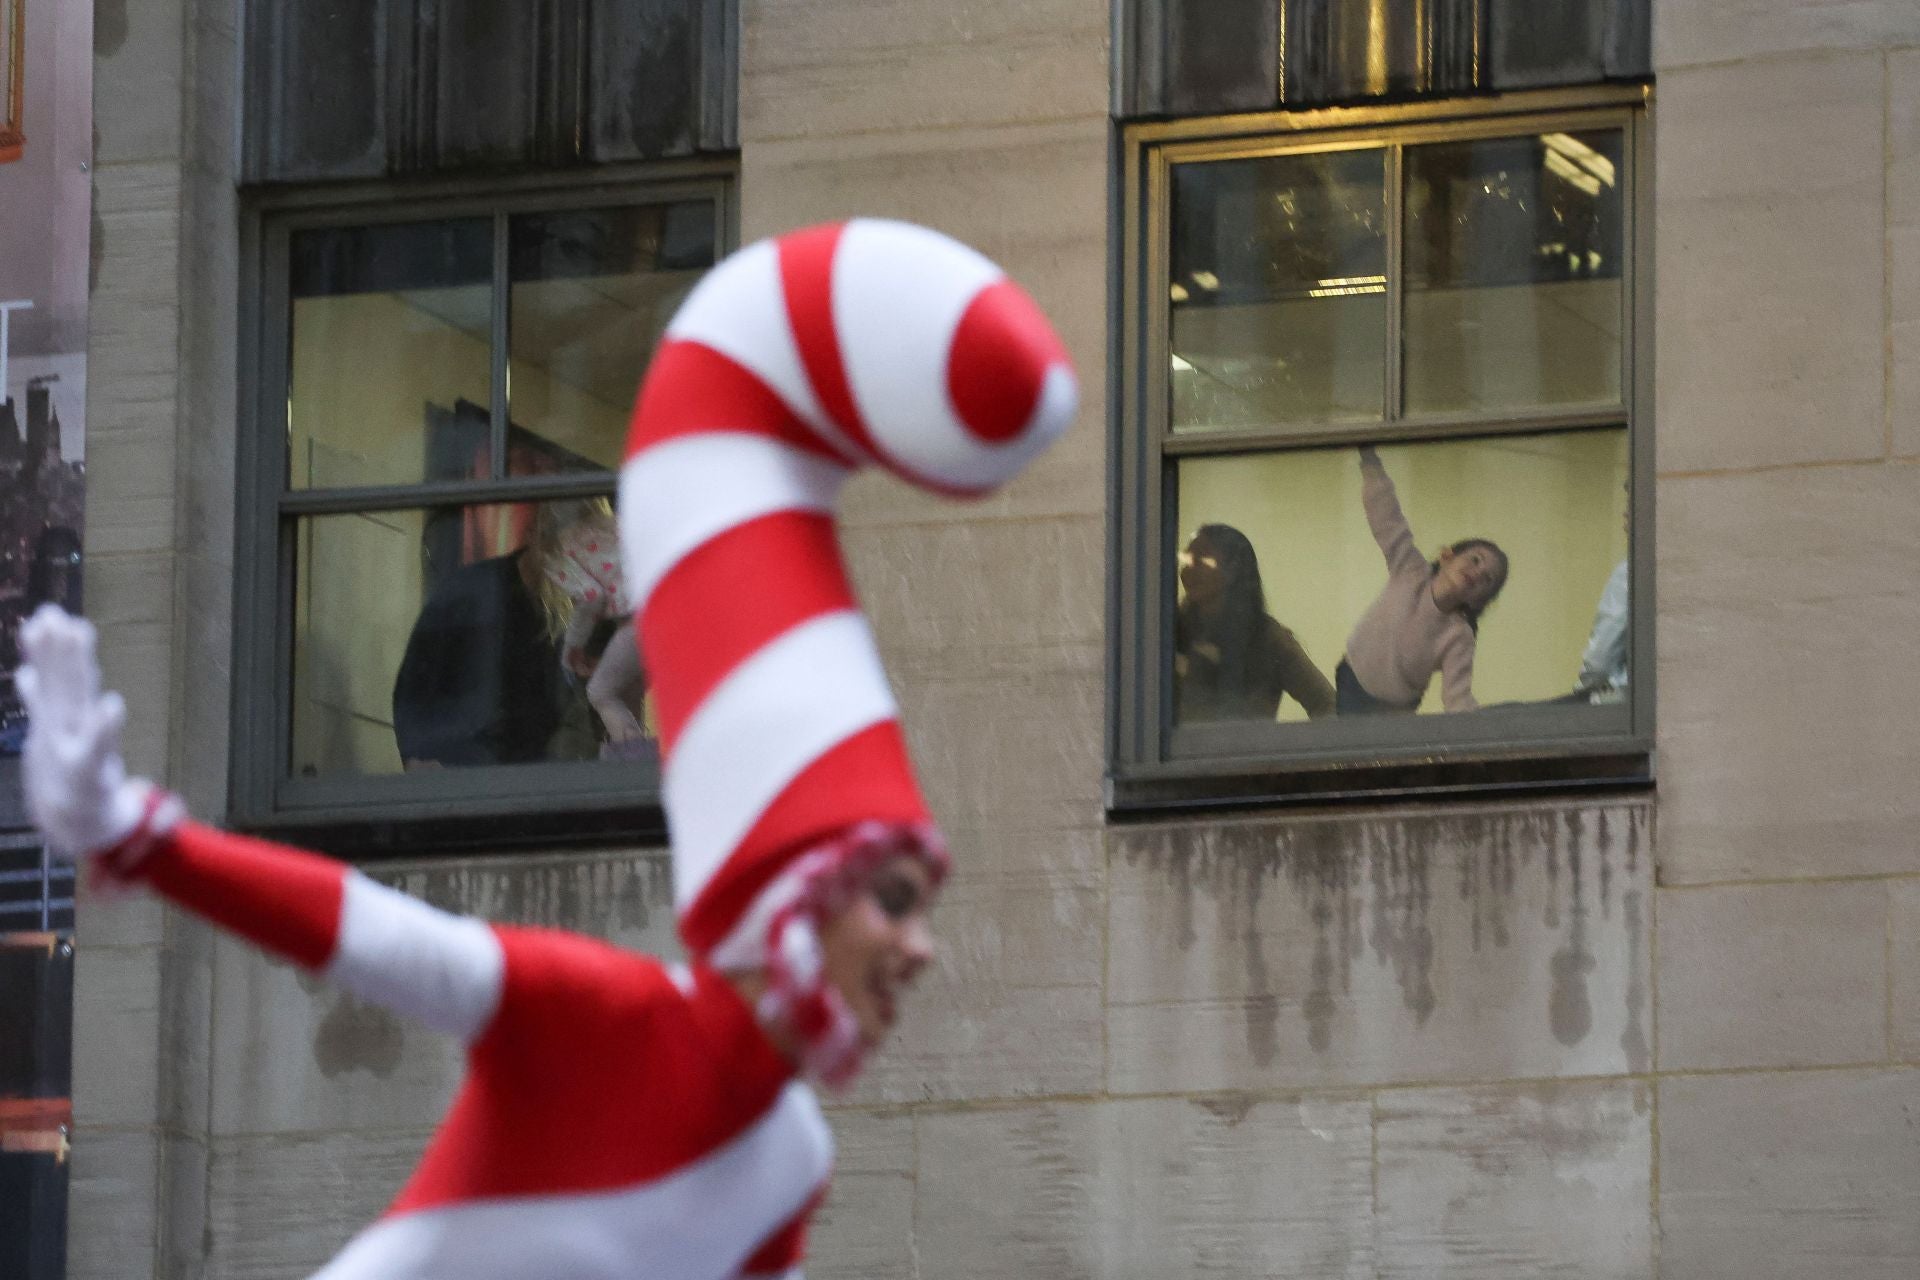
[62,0,1920,1276]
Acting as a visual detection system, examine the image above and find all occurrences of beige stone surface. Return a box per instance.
[1893,880,1920,1060]
[84,549,175,778]
[157,905,217,1135]
[743,117,1108,528]
[1107,803,1653,1093]
[92,0,187,165]
[74,880,166,948]
[841,514,1104,682]
[208,853,675,1136]
[87,161,184,461]
[171,550,234,812]
[914,1096,1375,1279]
[851,838,1106,1104]
[1659,1069,1920,1279]
[1657,0,1920,71]
[158,1132,210,1280]
[1657,880,1887,1070]
[81,431,179,558]
[70,939,163,1127]
[1655,53,1884,472]
[740,0,1107,143]
[897,665,1104,834]
[810,1109,917,1280]
[67,1128,160,1280]
[206,1127,430,1278]
[1892,51,1920,457]
[1375,1081,1654,1279]
[1658,465,1920,881]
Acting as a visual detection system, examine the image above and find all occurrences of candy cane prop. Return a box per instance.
[620,219,1076,1076]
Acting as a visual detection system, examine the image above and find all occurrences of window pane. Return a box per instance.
[1171,428,1629,728]
[1404,130,1625,416]
[288,219,495,490]
[506,202,716,476]
[290,496,655,778]
[1169,149,1387,433]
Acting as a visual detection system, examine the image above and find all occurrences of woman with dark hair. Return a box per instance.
[1175,523,1334,724]
[1337,447,1509,715]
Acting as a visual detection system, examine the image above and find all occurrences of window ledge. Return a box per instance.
[1106,748,1652,819]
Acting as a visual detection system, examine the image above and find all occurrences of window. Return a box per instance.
[1112,90,1651,808]
[233,169,733,846]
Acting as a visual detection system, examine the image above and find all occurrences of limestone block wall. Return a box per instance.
[59,0,1920,1277]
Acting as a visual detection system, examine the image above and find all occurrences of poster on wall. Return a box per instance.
[0,0,92,832]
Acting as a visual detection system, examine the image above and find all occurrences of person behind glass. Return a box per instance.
[1336,446,1509,715]
[391,538,568,769]
[532,499,650,757]
[1175,523,1334,723]
[1575,555,1628,704]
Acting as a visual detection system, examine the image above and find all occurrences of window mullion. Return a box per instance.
[1385,142,1405,425]
[490,210,511,479]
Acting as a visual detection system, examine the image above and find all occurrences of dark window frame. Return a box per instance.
[231,160,737,853]
[1110,86,1655,814]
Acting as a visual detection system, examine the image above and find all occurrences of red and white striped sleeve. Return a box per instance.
[130,819,505,1041]
[734,1201,811,1280]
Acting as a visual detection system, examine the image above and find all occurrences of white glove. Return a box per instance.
[16,605,176,862]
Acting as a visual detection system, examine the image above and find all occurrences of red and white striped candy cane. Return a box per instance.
[618,218,1076,968]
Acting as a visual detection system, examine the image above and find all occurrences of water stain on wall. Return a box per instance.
[312,996,405,1079]
[1122,803,1651,1066]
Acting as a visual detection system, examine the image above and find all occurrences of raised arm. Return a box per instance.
[18,607,504,1041]
[1357,446,1424,575]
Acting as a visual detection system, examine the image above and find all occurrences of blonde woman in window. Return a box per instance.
[531,498,651,756]
[1335,446,1508,716]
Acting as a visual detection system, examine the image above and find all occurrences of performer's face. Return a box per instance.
[819,854,937,1051]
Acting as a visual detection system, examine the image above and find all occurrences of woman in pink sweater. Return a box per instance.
[1335,446,1508,715]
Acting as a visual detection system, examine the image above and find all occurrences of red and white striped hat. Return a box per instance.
[619,219,1075,1018]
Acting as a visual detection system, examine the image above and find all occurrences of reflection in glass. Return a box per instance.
[288,220,493,490]
[1173,428,1629,725]
[1169,149,1387,431]
[290,497,654,777]
[507,203,715,476]
[1404,131,1625,416]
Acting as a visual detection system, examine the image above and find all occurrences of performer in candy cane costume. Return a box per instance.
[17,218,1074,1280]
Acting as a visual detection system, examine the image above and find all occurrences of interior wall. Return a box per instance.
[1178,428,1629,713]
[285,293,631,775]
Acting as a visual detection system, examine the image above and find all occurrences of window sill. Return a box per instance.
[231,799,668,860]
[1106,747,1652,819]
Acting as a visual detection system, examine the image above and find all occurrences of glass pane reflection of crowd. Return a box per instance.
[1174,446,1626,730]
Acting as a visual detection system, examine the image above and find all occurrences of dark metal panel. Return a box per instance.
[1487,0,1606,89]
[1604,0,1652,80]
[1115,0,1649,119]
[245,0,388,182]
[246,0,733,182]
[415,0,544,168]
[1280,0,1482,105]
[1163,0,1281,116]
[1487,0,1652,89]
[698,0,740,152]
[584,0,703,162]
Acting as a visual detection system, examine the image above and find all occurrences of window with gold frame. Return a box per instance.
[1110,87,1654,810]
[0,0,23,164]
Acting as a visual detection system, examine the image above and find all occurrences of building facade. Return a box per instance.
[53,0,1920,1276]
